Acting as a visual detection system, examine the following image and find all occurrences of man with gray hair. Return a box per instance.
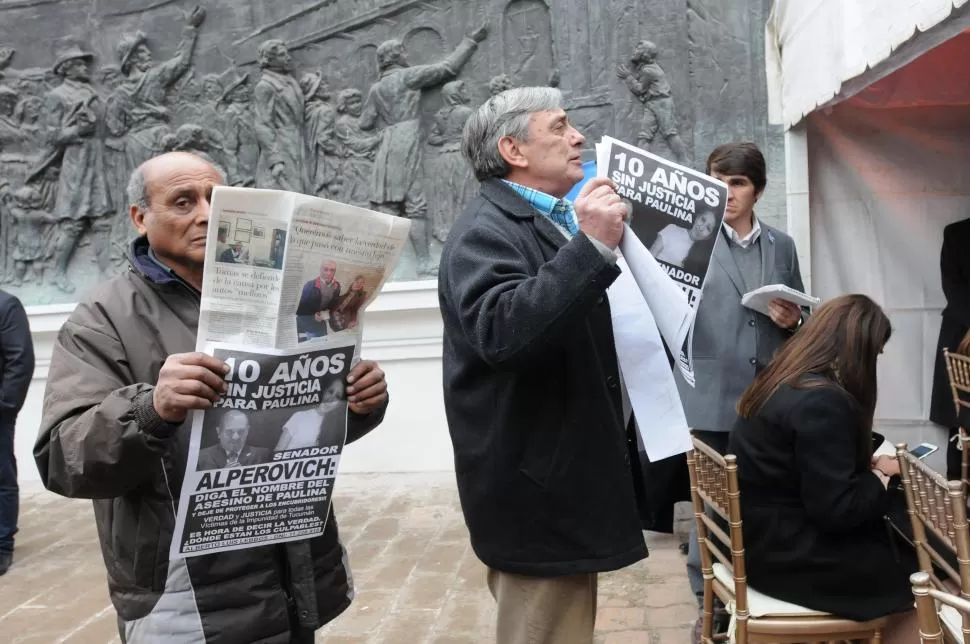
[37,151,391,643]
[439,87,649,643]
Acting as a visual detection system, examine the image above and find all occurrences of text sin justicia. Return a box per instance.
[216,352,346,410]
[611,163,722,225]
[217,380,321,410]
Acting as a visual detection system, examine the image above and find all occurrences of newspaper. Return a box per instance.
[199,187,410,351]
[596,136,728,386]
[742,283,820,317]
[171,187,410,558]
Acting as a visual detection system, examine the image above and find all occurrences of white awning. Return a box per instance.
[766,0,970,129]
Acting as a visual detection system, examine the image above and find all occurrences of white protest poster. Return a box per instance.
[606,257,692,460]
[171,342,353,558]
[597,136,728,386]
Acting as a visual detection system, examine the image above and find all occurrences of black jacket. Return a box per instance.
[0,289,34,420]
[438,179,648,577]
[36,237,386,643]
[930,218,970,427]
[728,380,915,621]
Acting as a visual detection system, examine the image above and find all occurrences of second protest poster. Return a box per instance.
[598,136,728,386]
[171,342,353,557]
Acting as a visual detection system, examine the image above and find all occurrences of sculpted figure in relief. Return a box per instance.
[219,72,258,187]
[426,80,475,243]
[359,25,487,275]
[37,44,112,292]
[333,89,381,209]
[616,40,689,164]
[106,7,206,181]
[254,39,305,192]
[302,72,340,198]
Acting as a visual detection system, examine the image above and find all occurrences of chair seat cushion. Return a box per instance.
[940,603,964,640]
[712,563,830,618]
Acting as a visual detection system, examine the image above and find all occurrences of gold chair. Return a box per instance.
[687,434,888,643]
[943,349,970,486]
[897,443,970,642]
[912,571,970,643]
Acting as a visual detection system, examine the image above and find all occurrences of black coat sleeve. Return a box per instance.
[941,222,970,329]
[345,395,388,444]
[791,388,889,532]
[0,295,35,412]
[440,217,620,371]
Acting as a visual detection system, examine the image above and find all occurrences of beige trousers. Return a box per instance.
[486,568,598,644]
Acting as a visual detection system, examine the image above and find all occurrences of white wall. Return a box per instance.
[787,106,965,474]
[14,280,455,484]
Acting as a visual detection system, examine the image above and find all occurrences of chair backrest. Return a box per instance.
[897,442,970,644]
[912,571,970,644]
[945,349,970,414]
[943,349,970,484]
[687,434,749,634]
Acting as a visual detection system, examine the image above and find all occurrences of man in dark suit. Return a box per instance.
[0,289,34,575]
[295,259,341,341]
[678,142,807,640]
[197,409,269,470]
[439,87,648,644]
[930,217,970,479]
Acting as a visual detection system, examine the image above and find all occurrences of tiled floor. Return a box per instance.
[1,474,695,643]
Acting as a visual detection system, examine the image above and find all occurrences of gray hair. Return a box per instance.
[461,86,562,182]
[126,152,227,210]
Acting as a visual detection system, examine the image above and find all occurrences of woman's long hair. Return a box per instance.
[737,294,892,469]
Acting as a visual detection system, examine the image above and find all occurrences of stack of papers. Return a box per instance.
[741,284,820,316]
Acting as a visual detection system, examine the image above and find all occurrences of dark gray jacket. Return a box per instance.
[439,179,648,577]
[676,224,804,432]
[35,236,386,643]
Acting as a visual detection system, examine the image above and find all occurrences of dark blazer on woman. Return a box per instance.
[727,379,916,621]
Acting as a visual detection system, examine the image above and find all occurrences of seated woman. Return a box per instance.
[727,294,917,641]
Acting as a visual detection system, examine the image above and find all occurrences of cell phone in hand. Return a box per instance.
[909,443,938,460]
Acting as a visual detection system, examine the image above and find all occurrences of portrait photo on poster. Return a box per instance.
[602,136,727,305]
[194,346,350,473]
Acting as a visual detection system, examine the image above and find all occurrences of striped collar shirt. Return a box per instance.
[502,180,580,237]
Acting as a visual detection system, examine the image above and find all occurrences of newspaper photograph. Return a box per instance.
[171,342,353,558]
[198,187,411,350]
[596,136,728,385]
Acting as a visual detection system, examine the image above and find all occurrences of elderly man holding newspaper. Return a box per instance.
[439,86,651,644]
[35,151,390,644]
